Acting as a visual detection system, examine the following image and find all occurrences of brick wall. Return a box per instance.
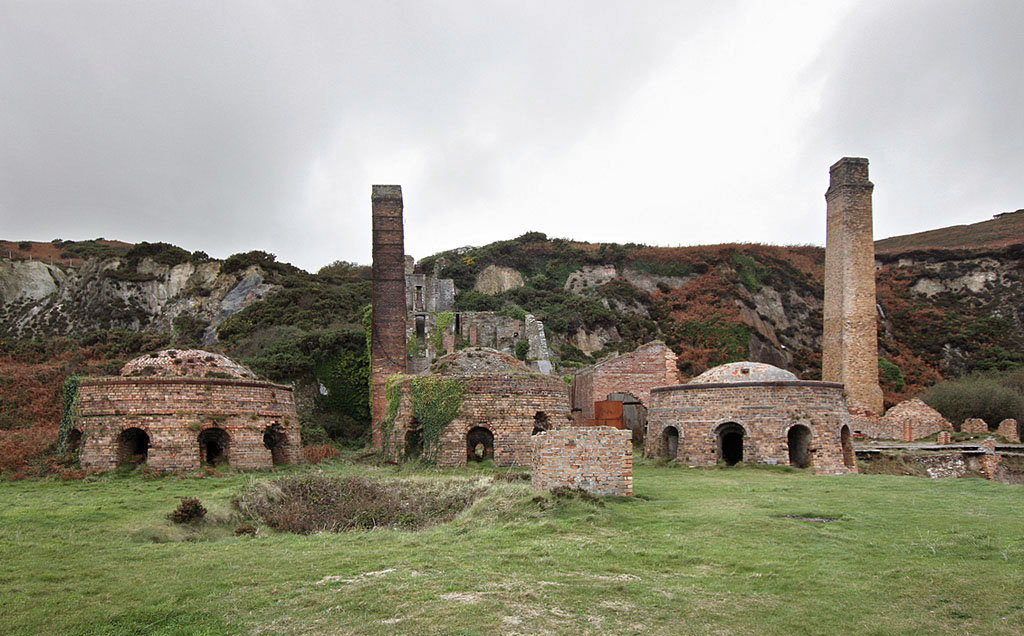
[371,185,408,449]
[383,373,571,467]
[571,341,679,425]
[997,419,1020,443]
[880,398,953,441]
[962,418,988,434]
[532,427,633,496]
[76,377,301,472]
[822,157,884,415]
[645,381,858,475]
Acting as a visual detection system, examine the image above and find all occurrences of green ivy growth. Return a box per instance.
[57,375,81,453]
[381,374,405,457]
[432,312,454,356]
[409,376,465,458]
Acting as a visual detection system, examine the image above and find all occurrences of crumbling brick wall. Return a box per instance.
[646,381,857,475]
[823,157,884,415]
[383,372,571,467]
[76,377,301,471]
[996,419,1020,443]
[962,418,989,434]
[532,427,633,496]
[880,398,953,441]
[571,341,679,425]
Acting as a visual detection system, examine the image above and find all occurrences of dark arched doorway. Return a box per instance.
[405,420,423,459]
[68,428,83,454]
[841,425,855,468]
[263,424,288,465]
[716,422,744,466]
[118,428,150,464]
[533,412,548,435]
[466,427,494,462]
[787,424,812,468]
[198,428,230,466]
[662,426,679,460]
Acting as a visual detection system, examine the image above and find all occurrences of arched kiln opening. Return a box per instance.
[263,424,288,465]
[466,427,494,462]
[533,411,548,435]
[118,428,150,464]
[198,428,230,466]
[787,424,812,468]
[405,420,423,459]
[662,426,679,460]
[716,422,745,466]
[841,424,855,468]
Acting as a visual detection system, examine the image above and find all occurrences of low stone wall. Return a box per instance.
[962,418,988,434]
[857,449,1024,484]
[532,427,632,496]
[76,377,302,471]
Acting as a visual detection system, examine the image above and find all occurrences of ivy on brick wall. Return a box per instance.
[381,374,405,457]
[409,376,464,456]
[431,312,454,356]
[57,375,80,453]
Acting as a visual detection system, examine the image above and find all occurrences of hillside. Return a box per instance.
[2,210,1023,474]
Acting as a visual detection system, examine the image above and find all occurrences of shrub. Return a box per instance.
[304,444,339,464]
[17,241,31,251]
[168,497,207,524]
[922,375,1024,428]
[879,358,906,392]
[233,523,257,537]
[234,475,485,534]
[515,339,530,361]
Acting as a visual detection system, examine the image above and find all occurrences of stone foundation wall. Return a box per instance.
[76,377,301,471]
[532,427,633,496]
[646,381,857,475]
[383,374,570,467]
[571,342,679,424]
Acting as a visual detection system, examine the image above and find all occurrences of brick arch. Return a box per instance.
[660,424,681,460]
[713,421,746,466]
[786,423,813,468]
[466,426,495,462]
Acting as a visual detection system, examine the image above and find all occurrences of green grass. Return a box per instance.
[2,459,1023,635]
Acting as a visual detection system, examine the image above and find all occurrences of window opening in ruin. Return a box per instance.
[716,422,745,466]
[415,286,424,311]
[118,428,150,464]
[415,315,426,340]
[466,427,494,462]
[198,427,230,466]
[841,424,855,468]
[662,426,679,460]
[405,420,424,459]
[68,428,83,454]
[454,313,461,335]
[787,424,812,468]
[533,411,549,435]
[263,424,288,465]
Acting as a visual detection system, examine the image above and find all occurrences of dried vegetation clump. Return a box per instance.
[234,474,486,534]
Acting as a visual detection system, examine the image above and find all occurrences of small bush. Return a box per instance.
[515,339,530,361]
[879,358,905,392]
[304,444,340,464]
[168,497,207,524]
[233,524,257,537]
[18,241,31,251]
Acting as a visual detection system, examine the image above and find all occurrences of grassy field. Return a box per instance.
[1,458,1023,635]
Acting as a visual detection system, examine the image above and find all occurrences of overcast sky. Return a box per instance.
[2,1,1022,271]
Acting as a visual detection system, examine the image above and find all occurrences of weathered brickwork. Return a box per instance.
[997,419,1020,442]
[823,157,884,415]
[532,427,633,496]
[371,185,408,449]
[381,349,571,467]
[75,376,301,472]
[962,418,989,434]
[846,407,896,439]
[937,431,951,444]
[646,377,857,475]
[881,398,953,441]
[571,341,679,425]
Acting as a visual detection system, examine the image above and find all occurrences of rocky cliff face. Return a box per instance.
[0,256,277,343]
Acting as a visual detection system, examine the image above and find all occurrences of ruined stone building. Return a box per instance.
[569,341,680,439]
[645,362,857,474]
[381,348,570,466]
[823,157,884,415]
[74,349,302,471]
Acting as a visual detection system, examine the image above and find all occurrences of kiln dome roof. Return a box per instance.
[428,347,531,376]
[689,362,798,384]
[121,349,258,379]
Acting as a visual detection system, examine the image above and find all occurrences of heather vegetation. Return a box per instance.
[1,459,1023,634]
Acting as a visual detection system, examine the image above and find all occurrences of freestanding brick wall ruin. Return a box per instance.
[532,427,633,496]
[381,348,571,467]
[74,350,302,472]
[645,362,857,475]
[371,185,408,449]
[823,157,884,415]
[570,341,680,438]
